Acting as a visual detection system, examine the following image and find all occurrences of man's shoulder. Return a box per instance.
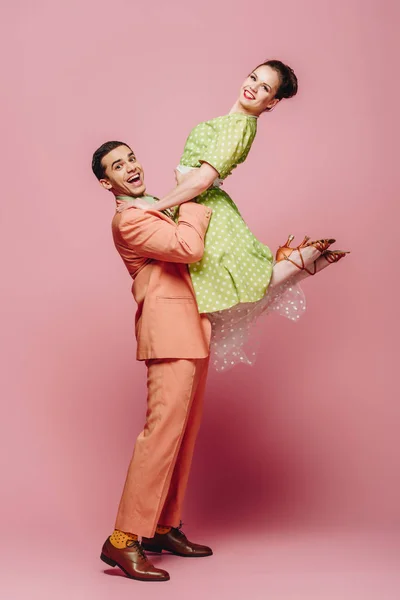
[112,196,162,231]
[112,207,142,231]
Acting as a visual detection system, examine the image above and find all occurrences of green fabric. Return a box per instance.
[116,195,174,219]
[179,114,273,314]
[180,113,257,179]
[117,194,157,204]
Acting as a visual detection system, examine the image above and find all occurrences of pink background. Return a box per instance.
[2,0,399,598]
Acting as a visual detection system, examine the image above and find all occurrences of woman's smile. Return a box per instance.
[243,89,256,100]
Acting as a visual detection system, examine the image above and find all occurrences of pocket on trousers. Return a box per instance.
[156,296,194,304]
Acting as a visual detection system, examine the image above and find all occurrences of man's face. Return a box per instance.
[100,145,146,197]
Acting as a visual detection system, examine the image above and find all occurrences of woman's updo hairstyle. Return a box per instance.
[254,59,298,104]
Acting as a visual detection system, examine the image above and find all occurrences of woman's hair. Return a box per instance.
[254,59,298,100]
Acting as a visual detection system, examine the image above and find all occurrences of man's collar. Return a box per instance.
[115,194,156,211]
[115,195,175,220]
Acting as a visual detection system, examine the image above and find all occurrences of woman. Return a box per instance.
[126,60,348,370]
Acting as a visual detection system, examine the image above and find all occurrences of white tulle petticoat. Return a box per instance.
[207,280,306,372]
[176,165,306,372]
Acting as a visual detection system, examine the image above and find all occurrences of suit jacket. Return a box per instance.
[112,200,212,360]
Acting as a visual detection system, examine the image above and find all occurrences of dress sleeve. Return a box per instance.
[199,116,253,179]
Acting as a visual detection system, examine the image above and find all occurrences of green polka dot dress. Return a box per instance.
[179,113,273,314]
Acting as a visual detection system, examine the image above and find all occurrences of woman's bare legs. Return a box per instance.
[268,245,322,290]
[266,249,349,311]
[259,250,348,316]
[289,250,349,285]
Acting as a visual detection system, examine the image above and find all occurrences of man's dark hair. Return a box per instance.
[254,59,298,101]
[91,141,131,180]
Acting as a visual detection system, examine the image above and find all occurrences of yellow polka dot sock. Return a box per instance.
[156,525,172,535]
[109,529,138,548]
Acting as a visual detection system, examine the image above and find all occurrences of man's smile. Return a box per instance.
[127,173,143,186]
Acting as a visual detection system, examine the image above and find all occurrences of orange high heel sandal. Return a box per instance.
[275,235,336,276]
[319,250,350,265]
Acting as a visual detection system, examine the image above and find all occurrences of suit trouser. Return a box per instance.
[114,356,209,538]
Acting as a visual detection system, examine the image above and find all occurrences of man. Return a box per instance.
[91,141,213,583]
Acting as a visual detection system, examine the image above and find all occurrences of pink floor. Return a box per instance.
[2,528,399,600]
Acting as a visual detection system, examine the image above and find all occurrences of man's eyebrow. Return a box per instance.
[111,152,135,169]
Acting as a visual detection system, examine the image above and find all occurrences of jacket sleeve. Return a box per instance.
[119,201,212,263]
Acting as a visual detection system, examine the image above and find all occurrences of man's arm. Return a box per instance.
[119,201,212,264]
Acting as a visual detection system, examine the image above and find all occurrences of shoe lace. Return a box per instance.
[126,539,147,559]
[176,520,187,539]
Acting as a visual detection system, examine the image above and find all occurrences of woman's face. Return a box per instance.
[239,65,281,115]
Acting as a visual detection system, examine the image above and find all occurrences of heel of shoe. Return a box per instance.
[276,234,304,262]
[275,235,293,262]
[100,553,117,567]
[141,543,163,554]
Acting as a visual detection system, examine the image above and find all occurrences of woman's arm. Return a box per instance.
[150,162,219,213]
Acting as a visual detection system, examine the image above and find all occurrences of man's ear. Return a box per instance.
[99,178,112,191]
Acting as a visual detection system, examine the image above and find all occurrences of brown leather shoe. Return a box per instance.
[142,524,213,558]
[100,537,170,582]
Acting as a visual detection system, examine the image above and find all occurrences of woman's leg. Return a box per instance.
[289,251,349,284]
[268,249,348,294]
[268,245,322,290]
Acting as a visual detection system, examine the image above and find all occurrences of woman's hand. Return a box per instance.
[174,168,191,186]
[133,198,152,211]
[116,198,151,213]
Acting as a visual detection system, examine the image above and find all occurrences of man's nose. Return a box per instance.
[126,162,137,172]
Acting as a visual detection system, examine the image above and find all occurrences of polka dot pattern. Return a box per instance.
[179,113,272,314]
[181,113,257,179]
[156,525,172,535]
[178,113,307,369]
[209,281,306,372]
[109,529,138,549]
[189,188,274,313]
